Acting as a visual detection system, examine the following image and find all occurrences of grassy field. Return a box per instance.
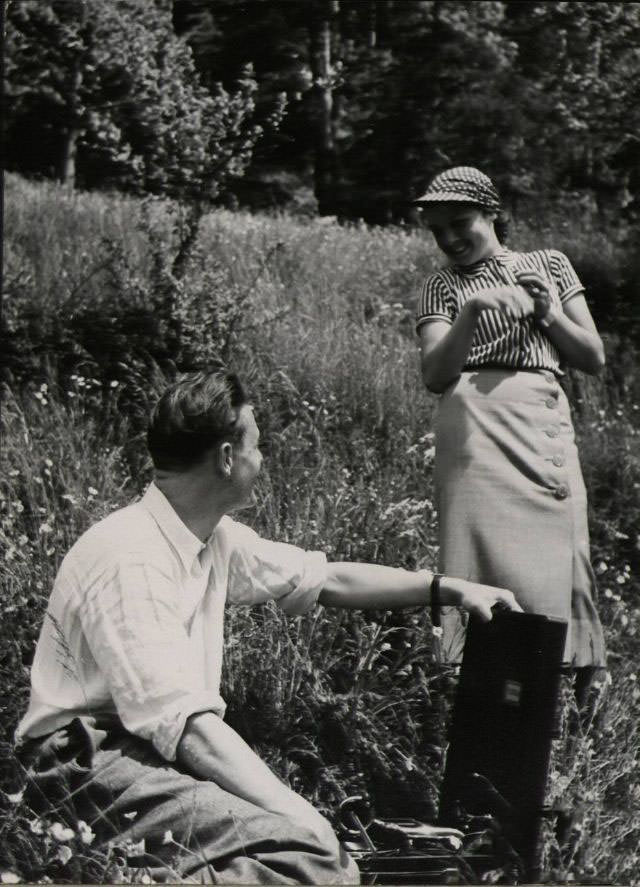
[1,172,639,884]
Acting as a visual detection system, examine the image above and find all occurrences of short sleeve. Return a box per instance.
[225,520,328,616]
[78,554,225,762]
[548,250,585,305]
[416,273,453,332]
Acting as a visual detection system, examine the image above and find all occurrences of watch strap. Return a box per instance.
[430,573,444,628]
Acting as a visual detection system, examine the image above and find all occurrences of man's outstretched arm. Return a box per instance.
[319,564,521,621]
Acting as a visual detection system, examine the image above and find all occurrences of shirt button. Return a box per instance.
[546,427,559,438]
[552,454,565,467]
[554,484,569,500]
[546,397,557,409]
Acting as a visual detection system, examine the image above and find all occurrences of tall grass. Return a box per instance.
[1,172,639,884]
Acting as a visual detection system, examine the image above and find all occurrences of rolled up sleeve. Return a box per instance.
[416,273,453,332]
[225,520,328,615]
[550,249,585,305]
[78,555,225,761]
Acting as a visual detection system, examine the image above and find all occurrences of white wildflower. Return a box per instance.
[125,837,146,856]
[78,820,95,845]
[1,872,21,884]
[48,822,75,842]
[56,846,73,866]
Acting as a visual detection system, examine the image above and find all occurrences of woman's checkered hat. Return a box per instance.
[414,166,501,211]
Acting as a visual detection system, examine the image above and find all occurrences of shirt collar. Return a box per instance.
[452,247,515,277]
[140,482,207,574]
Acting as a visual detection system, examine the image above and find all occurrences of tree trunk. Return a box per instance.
[310,0,338,216]
[59,7,85,188]
[60,127,80,188]
[366,0,377,48]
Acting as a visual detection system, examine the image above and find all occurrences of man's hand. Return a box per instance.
[178,714,344,850]
[441,576,522,621]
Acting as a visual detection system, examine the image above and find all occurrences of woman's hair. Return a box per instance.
[147,368,248,472]
[493,209,510,244]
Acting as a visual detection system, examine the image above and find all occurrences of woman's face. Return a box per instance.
[421,203,499,266]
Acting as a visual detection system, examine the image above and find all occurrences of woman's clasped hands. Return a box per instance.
[468,270,559,325]
[468,282,535,321]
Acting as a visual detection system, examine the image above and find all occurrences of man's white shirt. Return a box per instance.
[16,483,327,761]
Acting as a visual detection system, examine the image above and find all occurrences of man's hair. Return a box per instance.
[147,369,248,472]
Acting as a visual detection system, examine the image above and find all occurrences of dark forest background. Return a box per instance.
[5,0,640,224]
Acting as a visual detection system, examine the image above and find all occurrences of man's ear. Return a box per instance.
[217,441,234,478]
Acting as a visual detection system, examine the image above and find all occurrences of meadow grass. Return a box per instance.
[1,172,639,884]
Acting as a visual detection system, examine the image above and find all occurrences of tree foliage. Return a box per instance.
[4,0,284,203]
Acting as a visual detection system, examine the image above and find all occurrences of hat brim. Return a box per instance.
[412,191,485,206]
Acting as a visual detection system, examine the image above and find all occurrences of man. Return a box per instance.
[16,369,519,885]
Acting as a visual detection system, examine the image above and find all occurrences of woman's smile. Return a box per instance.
[444,241,473,261]
[422,204,500,266]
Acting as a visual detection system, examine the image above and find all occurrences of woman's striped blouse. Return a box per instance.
[416,248,585,373]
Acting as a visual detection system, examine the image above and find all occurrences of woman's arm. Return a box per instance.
[516,272,605,375]
[419,286,533,393]
[419,305,479,394]
[542,296,605,374]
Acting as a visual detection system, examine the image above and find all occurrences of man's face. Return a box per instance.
[228,404,263,506]
[422,203,497,266]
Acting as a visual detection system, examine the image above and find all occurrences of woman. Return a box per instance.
[414,166,606,698]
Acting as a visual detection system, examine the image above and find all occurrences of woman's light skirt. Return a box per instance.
[434,368,606,667]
